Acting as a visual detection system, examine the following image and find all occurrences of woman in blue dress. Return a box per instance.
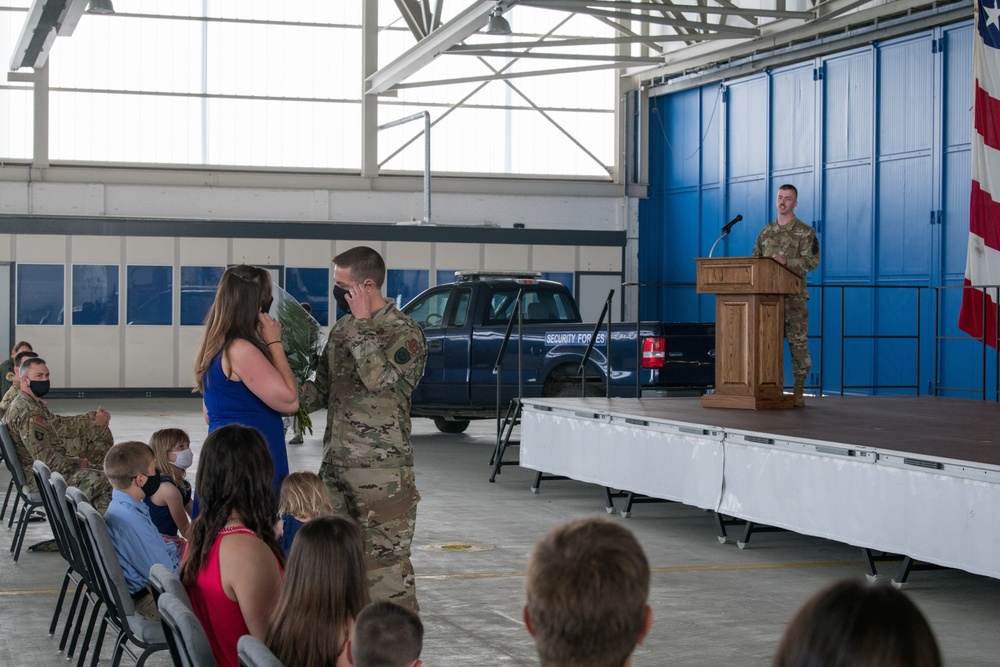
[194,265,299,491]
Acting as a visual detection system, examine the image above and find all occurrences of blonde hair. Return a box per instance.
[279,472,334,520]
[149,428,190,489]
[193,265,273,393]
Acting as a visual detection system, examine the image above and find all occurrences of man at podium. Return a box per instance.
[752,184,820,406]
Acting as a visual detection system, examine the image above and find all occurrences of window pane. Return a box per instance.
[285,267,330,327]
[72,265,119,325]
[17,264,64,325]
[181,266,224,326]
[127,266,173,325]
[386,270,429,309]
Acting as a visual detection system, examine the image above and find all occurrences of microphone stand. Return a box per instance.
[708,231,729,258]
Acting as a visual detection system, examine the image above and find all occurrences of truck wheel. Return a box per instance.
[433,418,471,434]
[552,382,605,398]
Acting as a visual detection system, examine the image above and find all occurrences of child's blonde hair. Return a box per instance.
[149,428,190,489]
[104,441,154,490]
[279,471,335,519]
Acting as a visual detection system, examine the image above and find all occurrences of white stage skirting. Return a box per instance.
[519,399,1000,580]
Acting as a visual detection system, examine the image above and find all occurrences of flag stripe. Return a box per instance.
[959,278,1000,345]
[976,82,1000,152]
[960,0,1000,347]
[970,180,1000,253]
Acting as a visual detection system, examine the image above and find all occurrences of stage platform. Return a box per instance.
[518,395,1000,581]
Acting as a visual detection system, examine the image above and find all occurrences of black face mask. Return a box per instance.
[139,471,161,498]
[28,380,50,398]
[333,285,352,315]
[261,297,274,314]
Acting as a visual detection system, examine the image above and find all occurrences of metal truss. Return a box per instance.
[369,0,970,94]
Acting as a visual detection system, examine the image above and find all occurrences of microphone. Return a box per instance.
[721,214,743,235]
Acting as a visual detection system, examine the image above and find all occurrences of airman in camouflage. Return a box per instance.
[301,246,427,612]
[0,349,39,414]
[4,358,113,511]
[752,184,820,406]
[0,340,32,396]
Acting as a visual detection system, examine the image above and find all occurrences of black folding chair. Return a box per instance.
[0,420,45,561]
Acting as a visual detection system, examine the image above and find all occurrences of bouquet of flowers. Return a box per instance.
[269,285,325,435]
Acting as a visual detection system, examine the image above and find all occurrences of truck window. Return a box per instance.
[403,288,450,330]
[487,289,578,324]
[452,288,471,327]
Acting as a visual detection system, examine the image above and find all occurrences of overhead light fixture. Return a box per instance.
[484,4,511,35]
[87,0,115,14]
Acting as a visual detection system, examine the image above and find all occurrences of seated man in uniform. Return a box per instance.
[523,517,654,667]
[4,357,114,512]
[0,340,32,395]
[0,350,39,414]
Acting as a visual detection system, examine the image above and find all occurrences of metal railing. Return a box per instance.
[625,281,1000,402]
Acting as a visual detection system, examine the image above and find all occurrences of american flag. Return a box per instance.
[960,0,1000,347]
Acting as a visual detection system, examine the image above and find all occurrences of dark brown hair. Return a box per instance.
[773,578,942,667]
[265,516,370,667]
[179,424,283,586]
[193,265,273,393]
[334,246,386,288]
[351,600,424,667]
[778,183,798,198]
[526,517,650,667]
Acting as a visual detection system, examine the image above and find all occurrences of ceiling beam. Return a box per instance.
[367,0,520,95]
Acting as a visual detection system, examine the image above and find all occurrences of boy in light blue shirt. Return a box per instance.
[103,440,180,619]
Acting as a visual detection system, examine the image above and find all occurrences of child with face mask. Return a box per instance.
[143,428,195,541]
[103,440,181,619]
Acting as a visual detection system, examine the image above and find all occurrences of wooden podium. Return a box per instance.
[696,257,802,409]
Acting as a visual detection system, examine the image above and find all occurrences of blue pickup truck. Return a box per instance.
[401,272,716,433]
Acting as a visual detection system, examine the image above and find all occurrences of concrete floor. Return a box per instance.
[2,397,1000,666]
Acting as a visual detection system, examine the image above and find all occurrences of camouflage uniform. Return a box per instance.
[302,300,427,612]
[752,215,821,383]
[4,391,114,512]
[0,358,15,396]
[0,383,19,413]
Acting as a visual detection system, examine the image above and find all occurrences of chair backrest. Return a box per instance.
[237,635,285,667]
[157,592,218,667]
[51,475,92,581]
[31,460,71,561]
[0,421,28,489]
[149,562,192,609]
[75,500,138,622]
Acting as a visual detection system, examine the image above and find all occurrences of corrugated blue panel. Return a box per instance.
[824,50,873,164]
[658,89,703,190]
[822,164,873,279]
[664,191,700,282]
[638,197,664,284]
[701,85,722,185]
[944,25,973,149]
[726,77,768,179]
[876,155,933,280]
[878,37,933,155]
[699,186,721,257]
[724,178,767,256]
[943,149,972,281]
[770,65,815,172]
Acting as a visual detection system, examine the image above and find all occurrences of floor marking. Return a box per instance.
[0,588,62,597]
[415,559,860,581]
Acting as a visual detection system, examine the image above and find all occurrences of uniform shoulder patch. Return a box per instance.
[32,415,45,426]
[4,371,13,382]
[394,347,411,364]
[406,338,420,355]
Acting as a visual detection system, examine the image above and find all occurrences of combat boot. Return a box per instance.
[793,378,805,407]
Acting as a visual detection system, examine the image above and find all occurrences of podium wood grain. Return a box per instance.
[696,257,801,410]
